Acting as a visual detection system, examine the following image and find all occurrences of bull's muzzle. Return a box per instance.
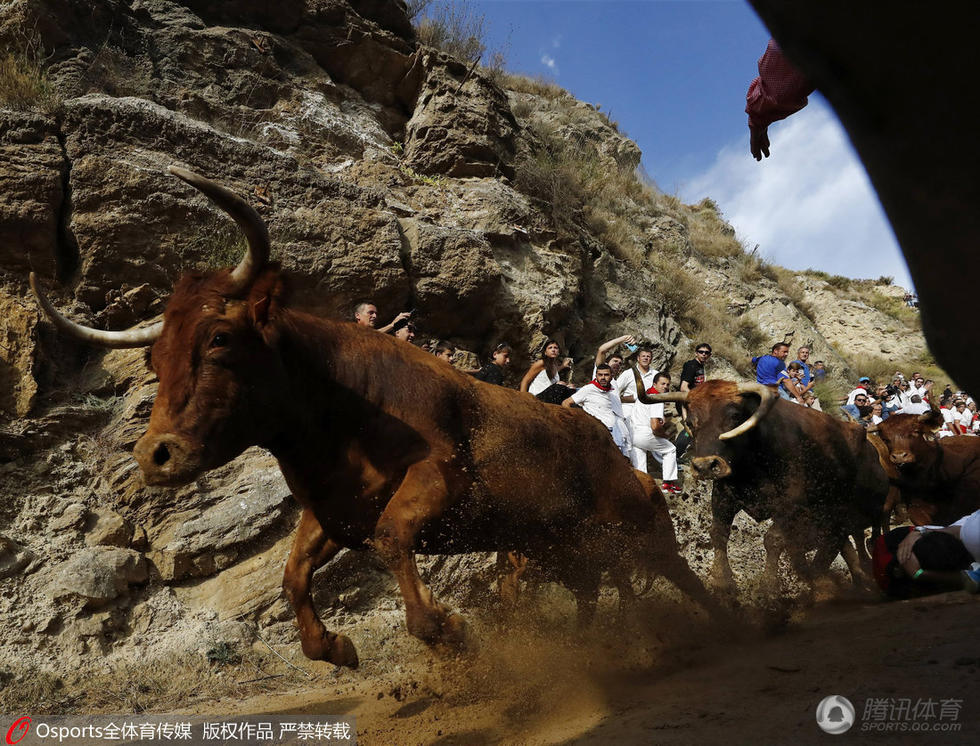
[691,455,732,480]
[133,432,202,486]
[889,451,916,466]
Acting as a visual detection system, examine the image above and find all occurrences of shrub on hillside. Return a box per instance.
[0,38,59,114]
[414,0,487,63]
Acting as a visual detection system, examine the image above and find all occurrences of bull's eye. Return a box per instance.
[209,332,230,349]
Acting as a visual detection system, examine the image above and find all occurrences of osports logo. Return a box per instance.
[5,717,31,745]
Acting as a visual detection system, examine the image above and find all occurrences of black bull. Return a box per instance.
[637,379,889,594]
[30,167,723,669]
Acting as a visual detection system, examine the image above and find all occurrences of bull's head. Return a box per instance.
[867,410,944,470]
[31,167,284,486]
[634,373,776,480]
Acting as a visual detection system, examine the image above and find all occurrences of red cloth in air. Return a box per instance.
[745,40,816,129]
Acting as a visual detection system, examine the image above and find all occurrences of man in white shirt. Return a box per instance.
[614,347,657,420]
[563,364,630,458]
[629,372,680,493]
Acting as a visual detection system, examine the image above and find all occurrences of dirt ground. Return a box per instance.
[182,588,979,745]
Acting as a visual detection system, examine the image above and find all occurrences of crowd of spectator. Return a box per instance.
[353,300,977,491]
[838,370,978,435]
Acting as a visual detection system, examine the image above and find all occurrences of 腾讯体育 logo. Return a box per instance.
[816,695,855,734]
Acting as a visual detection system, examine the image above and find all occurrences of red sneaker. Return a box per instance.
[662,481,682,494]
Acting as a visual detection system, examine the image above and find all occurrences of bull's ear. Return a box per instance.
[246,267,284,328]
[918,409,943,432]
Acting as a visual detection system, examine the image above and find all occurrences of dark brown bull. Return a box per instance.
[638,379,888,595]
[869,412,980,526]
[30,167,721,668]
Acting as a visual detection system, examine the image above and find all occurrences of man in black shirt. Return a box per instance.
[677,343,711,457]
[680,343,711,397]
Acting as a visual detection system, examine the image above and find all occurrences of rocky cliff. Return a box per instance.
[0,0,932,694]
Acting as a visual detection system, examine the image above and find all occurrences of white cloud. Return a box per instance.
[552,35,562,49]
[680,102,913,290]
[540,53,557,72]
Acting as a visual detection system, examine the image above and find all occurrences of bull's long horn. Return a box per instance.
[718,382,777,441]
[168,166,269,293]
[29,273,162,348]
[632,366,688,405]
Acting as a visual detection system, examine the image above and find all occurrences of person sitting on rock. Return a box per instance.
[354,300,412,333]
[561,363,630,458]
[390,317,416,343]
[432,340,455,364]
[629,371,680,493]
[520,339,575,404]
[470,343,511,386]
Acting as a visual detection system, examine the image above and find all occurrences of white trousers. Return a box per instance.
[631,429,678,480]
[611,418,632,459]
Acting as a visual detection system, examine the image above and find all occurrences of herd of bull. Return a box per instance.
[28,168,979,669]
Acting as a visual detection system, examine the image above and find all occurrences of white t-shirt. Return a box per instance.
[615,366,657,404]
[903,400,930,415]
[571,382,624,431]
[630,400,665,435]
[957,408,975,430]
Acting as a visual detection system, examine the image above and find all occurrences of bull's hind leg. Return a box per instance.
[374,460,467,647]
[283,508,358,667]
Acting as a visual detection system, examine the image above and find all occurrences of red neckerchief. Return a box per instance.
[646,386,661,395]
[590,379,612,391]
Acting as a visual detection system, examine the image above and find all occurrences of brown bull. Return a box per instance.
[869,412,980,526]
[638,379,888,595]
[30,166,721,668]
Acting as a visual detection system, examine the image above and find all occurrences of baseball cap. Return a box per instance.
[859,376,871,383]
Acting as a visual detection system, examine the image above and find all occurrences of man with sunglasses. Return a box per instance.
[681,343,711,395]
[841,391,872,422]
[678,343,711,423]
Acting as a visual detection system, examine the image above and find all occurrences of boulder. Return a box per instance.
[46,547,147,608]
[83,507,134,548]
[404,51,517,179]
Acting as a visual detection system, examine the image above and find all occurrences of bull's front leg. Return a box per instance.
[709,491,739,594]
[283,508,359,668]
[374,460,467,647]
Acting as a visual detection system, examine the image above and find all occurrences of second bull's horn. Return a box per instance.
[632,366,688,405]
[718,382,777,441]
[29,273,163,348]
[168,166,270,293]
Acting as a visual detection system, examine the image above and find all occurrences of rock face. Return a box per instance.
[0,0,934,678]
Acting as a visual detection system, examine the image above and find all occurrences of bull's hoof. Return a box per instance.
[328,633,359,669]
[439,613,469,648]
[301,632,359,669]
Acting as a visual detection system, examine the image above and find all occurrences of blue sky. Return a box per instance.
[461,0,912,288]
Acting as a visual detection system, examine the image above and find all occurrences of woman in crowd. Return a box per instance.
[520,339,574,404]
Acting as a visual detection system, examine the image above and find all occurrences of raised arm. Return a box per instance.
[377,311,412,334]
[595,334,635,366]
